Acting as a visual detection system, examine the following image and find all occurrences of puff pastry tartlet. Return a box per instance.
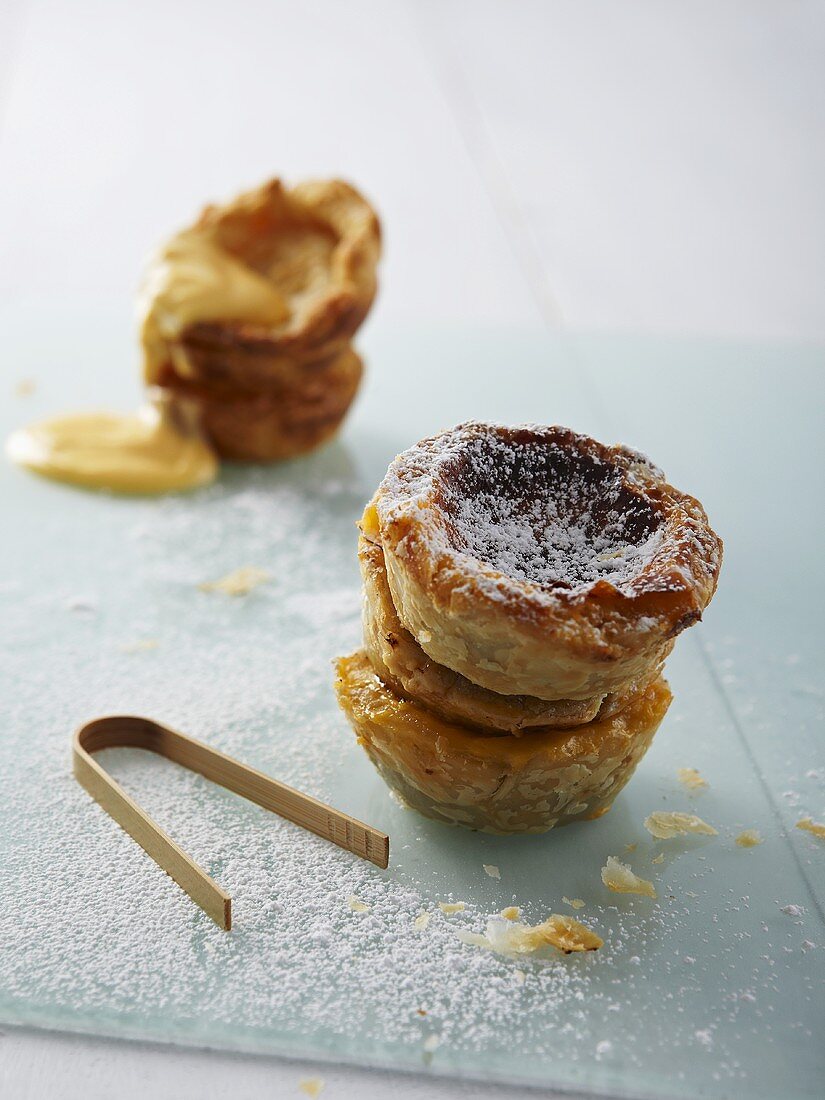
[139,178,380,461]
[335,421,722,834]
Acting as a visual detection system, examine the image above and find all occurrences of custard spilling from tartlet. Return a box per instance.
[6,395,217,494]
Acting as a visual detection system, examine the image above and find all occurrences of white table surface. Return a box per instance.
[1,2,823,1097]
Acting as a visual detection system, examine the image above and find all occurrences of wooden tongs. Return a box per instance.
[73,715,389,930]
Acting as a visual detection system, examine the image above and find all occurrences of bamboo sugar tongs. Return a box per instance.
[73,715,390,930]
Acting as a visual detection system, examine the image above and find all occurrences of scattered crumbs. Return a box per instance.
[500,906,520,921]
[119,639,159,654]
[735,830,762,848]
[199,565,270,596]
[796,817,825,840]
[4,474,761,1081]
[601,856,656,899]
[801,941,816,952]
[685,891,699,899]
[562,896,585,910]
[438,901,465,915]
[644,811,718,839]
[413,911,431,931]
[483,864,501,880]
[780,904,804,917]
[695,1028,713,1047]
[65,595,97,614]
[7,470,810,1073]
[595,1039,613,1059]
[458,914,603,957]
[14,379,36,397]
[624,843,637,852]
[651,853,665,865]
[422,1034,441,1053]
[298,1079,325,1098]
[348,895,370,914]
[678,767,708,791]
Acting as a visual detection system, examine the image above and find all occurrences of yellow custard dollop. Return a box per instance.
[6,397,218,494]
[138,229,291,383]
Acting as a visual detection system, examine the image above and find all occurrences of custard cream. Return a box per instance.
[138,229,291,383]
[6,396,218,494]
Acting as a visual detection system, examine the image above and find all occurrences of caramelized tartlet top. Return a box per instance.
[367,422,722,700]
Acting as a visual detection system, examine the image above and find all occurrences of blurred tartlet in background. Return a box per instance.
[139,178,381,461]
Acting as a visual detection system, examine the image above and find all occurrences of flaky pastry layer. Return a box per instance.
[140,177,379,460]
[360,534,664,732]
[370,422,721,699]
[146,178,380,385]
[162,345,362,461]
[336,650,672,834]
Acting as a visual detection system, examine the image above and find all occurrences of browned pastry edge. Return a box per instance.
[336,650,672,834]
[161,346,363,461]
[372,421,722,699]
[145,177,379,460]
[166,178,380,388]
[360,534,669,733]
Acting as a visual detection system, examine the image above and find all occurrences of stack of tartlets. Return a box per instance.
[336,422,722,834]
[139,178,381,461]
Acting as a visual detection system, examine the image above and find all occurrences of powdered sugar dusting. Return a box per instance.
[443,433,663,590]
[0,453,820,1095]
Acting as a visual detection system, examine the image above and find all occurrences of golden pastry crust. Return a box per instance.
[335,650,672,834]
[141,177,380,460]
[371,422,722,700]
[160,346,363,462]
[154,178,380,384]
[360,534,664,732]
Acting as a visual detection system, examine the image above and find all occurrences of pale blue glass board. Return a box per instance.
[1,307,823,1100]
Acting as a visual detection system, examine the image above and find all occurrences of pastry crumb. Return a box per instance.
[562,896,585,910]
[438,901,465,915]
[458,913,602,956]
[65,595,97,614]
[413,911,431,931]
[422,1034,440,1053]
[651,853,665,864]
[601,856,657,898]
[735,829,762,848]
[14,379,36,397]
[200,566,270,596]
[797,817,825,840]
[298,1078,325,1098]
[678,767,708,791]
[644,811,718,839]
[514,968,526,984]
[359,503,380,538]
[624,843,637,852]
[119,639,159,653]
[500,906,520,921]
[347,895,370,913]
[483,864,501,880]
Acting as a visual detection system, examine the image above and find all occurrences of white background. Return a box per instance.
[1,2,823,1097]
